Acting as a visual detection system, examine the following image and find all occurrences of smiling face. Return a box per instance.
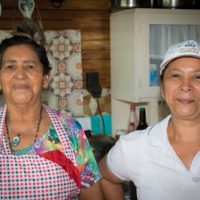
[161,57,200,121]
[0,44,49,106]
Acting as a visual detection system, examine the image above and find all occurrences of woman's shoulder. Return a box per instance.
[44,106,79,125]
[43,106,82,136]
[55,111,81,128]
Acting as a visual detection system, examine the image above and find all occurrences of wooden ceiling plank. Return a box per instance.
[0,0,110,10]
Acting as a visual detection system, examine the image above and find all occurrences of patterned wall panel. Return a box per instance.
[44,30,83,117]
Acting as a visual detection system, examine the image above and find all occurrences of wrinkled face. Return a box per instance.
[161,57,200,121]
[0,44,49,106]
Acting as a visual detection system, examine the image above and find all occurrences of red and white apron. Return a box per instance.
[0,105,81,199]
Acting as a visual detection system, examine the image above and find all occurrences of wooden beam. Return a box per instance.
[0,0,111,10]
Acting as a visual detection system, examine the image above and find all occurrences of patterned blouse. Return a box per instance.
[0,105,101,199]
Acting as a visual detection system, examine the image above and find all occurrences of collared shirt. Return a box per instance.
[107,115,200,200]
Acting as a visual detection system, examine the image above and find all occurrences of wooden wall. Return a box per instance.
[0,0,111,88]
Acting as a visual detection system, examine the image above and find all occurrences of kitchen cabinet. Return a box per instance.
[111,8,200,134]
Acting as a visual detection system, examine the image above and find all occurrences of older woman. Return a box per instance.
[0,35,103,199]
[99,40,200,200]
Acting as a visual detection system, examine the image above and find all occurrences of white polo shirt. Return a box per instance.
[107,115,200,200]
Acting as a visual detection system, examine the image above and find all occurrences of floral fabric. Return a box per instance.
[12,118,101,189]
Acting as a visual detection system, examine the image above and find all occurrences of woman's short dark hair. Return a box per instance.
[0,35,51,75]
[160,66,167,83]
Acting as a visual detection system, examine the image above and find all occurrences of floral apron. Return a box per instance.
[0,105,81,199]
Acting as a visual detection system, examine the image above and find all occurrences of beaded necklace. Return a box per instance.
[8,119,39,145]
[5,107,43,149]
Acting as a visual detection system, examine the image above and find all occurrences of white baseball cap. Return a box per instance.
[160,40,200,75]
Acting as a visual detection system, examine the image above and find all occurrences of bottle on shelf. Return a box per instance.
[130,107,148,200]
[136,107,148,130]
[127,104,138,133]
